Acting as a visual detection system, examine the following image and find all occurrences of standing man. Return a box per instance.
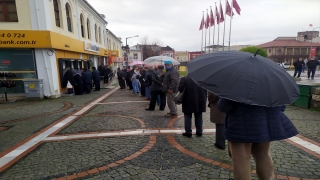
[293,57,305,78]
[179,76,207,137]
[307,56,320,79]
[92,67,101,91]
[125,67,133,90]
[82,68,93,94]
[163,60,180,118]
[117,68,126,89]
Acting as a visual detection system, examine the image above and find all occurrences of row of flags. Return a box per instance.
[199,0,241,52]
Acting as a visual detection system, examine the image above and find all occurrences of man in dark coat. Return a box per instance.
[82,68,93,94]
[139,68,147,96]
[293,57,305,78]
[178,76,207,137]
[62,67,75,88]
[92,67,101,91]
[145,65,166,111]
[125,67,134,90]
[307,56,320,79]
[117,68,126,89]
[103,66,112,84]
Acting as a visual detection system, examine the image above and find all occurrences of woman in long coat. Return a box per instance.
[178,76,207,137]
[218,98,298,180]
[208,92,225,150]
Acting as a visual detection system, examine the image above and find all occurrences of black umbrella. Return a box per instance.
[187,50,299,107]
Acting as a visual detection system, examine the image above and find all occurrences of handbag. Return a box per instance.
[175,87,186,105]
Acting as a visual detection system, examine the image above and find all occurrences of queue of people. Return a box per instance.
[293,56,319,79]
[62,66,113,95]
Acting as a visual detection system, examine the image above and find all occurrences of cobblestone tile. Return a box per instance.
[58,116,142,134]
[103,90,148,103]
[0,136,149,180]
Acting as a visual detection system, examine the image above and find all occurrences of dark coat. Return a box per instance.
[151,70,164,91]
[73,74,84,95]
[217,98,298,143]
[82,70,93,84]
[92,70,101,82]
[178,76,207,113]
[293,60,305,69]
[117,70,126,80]
[145,71,153,87]
[103,68,112,77]
[307,59,319,68]
[62,69,75,87]
[208,92,225,124]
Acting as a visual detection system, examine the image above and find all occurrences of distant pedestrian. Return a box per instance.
[179,76,207,137]
[208,92,226,150]
[293,57,305,78]
[217,99,298,180]
[126,67,134,90]
[139,68,146,97]
[92,67,101,91]
[73,69,84,95]
[62,67,75,88]
[131,68,141,94]
[163,60,180,118]
[82,68,92,94]
[117,68,126,89]
[307,56,320,79]
[302,58,308,72]
[103,65,112,84]
[145,66,153,100]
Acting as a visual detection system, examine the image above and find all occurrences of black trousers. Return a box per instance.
[184,112,203,135]
[94,80,100,90]
[83,83,92,93]
[118,78,126,89]
[104,76,109,83]
[149,90,166,110]
[215,124,226,149]
[126,79,133,89]
[293,68,302,77]
[308,67,316,78]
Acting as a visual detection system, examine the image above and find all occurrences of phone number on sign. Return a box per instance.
[0,33,26,38]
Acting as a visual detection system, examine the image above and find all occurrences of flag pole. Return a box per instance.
[228,0,233,50]
[217,0,221,51]
[208,8,211,53]
[204,9,208,54]
[222,0,227,51]
[213,4,216,52]
[201,11,204,54]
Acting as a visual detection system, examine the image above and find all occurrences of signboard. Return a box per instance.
[311,47,316,58]
[2,60,10,65]
[84,42,100,53]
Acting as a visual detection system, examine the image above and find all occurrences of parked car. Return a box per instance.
[277,63,284,68]
[282,62,290,69]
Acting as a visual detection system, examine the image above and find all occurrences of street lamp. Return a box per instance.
[309,27,320,59]
[124,35,139,68]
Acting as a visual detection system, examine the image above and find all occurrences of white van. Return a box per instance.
[282,62,290,69]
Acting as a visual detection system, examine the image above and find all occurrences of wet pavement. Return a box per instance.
[0,80,320,180]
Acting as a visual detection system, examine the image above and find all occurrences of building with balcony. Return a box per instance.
[0,0,121,98]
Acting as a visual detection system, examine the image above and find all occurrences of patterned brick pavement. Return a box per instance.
[0,84,320,180]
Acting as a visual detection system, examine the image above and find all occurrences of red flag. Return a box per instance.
[210,7,215,26]
[232,0,241,15]
[215,5,220,25]
[220,2,224,23]
[108,56,113,65]
[309,24,313,27]
[199,14,204,30]
[311,47,316,57]
[205,11,210,29]
[226,0,234,17]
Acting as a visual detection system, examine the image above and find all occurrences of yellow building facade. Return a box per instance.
[0,0,120,97]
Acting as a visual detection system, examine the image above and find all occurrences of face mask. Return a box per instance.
[165,66,172,70]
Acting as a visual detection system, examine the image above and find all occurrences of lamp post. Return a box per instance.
[124,35,139,68]
[309,27,320,59]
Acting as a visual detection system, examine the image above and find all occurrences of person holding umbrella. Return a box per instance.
[187,50,299,180]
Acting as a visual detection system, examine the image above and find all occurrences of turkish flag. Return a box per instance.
[220,2,224,23]
[210,7,215,27]
[215,5,220,25]
[199,14,205,30]
[311,47,316,58]
[108,56,113,65]
[226,0,234,17]
[232,0,241,15]
[205,11,210,29]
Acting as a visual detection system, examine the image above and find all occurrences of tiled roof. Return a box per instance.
[161,46,174,51]
[258,39,320,48]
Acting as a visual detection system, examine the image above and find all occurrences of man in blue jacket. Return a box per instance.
[92,67,101,91]
[82,68,93,94]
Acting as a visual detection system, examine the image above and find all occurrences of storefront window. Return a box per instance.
[0,49,36,93]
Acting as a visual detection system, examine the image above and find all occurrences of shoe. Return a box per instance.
[214,143,225,150]
[145,108,154,111]
[146,98,150,100]
[308,77,310,79]
[159,108,164,111]
[196,133,202,137]
[182,132,192,137]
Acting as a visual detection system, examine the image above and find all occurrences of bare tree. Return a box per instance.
[140,36,149,45]
[138,36,163,60]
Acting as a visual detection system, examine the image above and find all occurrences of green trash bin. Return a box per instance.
[293,85,310,108]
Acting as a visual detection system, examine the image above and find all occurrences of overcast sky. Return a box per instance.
[88,0,320,51]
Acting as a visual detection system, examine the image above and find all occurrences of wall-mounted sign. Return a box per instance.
[84,42,100,53]
[2,60,10,65]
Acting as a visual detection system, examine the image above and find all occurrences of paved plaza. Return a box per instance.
[0,81,320,180]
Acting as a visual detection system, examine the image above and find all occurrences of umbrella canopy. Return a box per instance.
[144,56,180,65]
[129,61,144,66]
[187,51,299,107]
